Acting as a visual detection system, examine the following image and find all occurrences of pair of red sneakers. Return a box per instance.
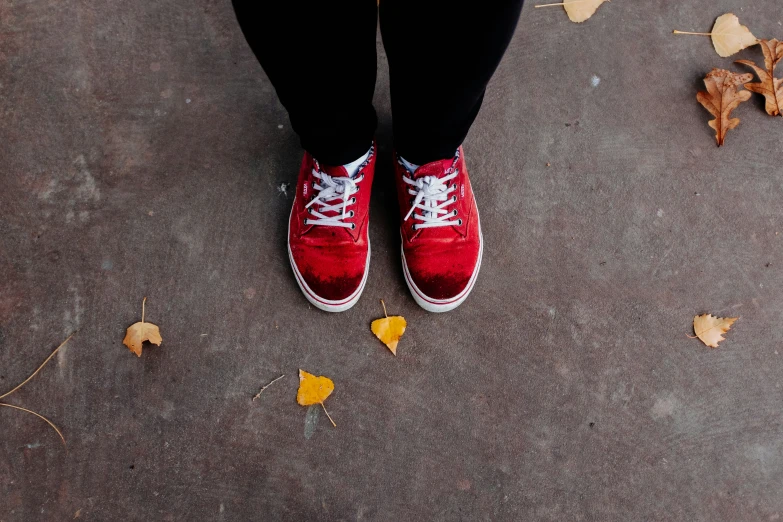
[287,142,483,313]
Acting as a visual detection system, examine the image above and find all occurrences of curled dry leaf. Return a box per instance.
[736,39,783,117]
[693,314,738,348]
[297,369,336,427]
[711,14,759,58]
[123,297,162,357]
[696,68,753,146]
[371,300,407,356]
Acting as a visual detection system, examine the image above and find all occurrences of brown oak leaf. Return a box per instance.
[696,68,753,146]
[736,39,783,117]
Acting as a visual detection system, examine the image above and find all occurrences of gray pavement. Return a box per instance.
[2,0,783,520]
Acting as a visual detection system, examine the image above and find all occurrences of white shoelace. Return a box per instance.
[403,170,460,230]
[304,167,362,229]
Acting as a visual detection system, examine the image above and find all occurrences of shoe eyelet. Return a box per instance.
[351,197,356,203]
[411,224,417,231]
[452,195,457,202]
[457,219,463,226]
[453,209,459,216]
[303,219,309,225]
[348,210,355,217]
[351,223,356,230]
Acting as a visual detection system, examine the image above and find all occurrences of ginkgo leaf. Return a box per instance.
[736,39,783,116]
[122,297,162,357]
[371,300,407,355]
[711,14,759,58]
[696,68,753,146]
[693,314,738,348]
[297,369,336,427]
[564,0,608,23]
[673,13,759,58]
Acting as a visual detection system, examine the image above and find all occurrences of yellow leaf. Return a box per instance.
[564,0,608,23]
[370,300,407,355]
[122,297,162,357]
[297,370,336,427]
[693,314,738,348]
[711,13,759,58]
[296,370,334,406]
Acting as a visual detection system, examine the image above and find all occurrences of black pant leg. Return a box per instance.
[379,0,524,165]
[232,1,378,166]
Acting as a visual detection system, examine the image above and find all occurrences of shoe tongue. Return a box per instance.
[412,158,454,180]
[320,164,351,178]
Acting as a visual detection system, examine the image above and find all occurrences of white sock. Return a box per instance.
[400,156,420,173]
[342,147,372,177]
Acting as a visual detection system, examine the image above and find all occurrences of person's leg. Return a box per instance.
[381,1,523,312]
[232,0,378,166]
[232,1,379,312]
[380,0,523,164]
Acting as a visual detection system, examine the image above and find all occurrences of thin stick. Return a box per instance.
[252,374,285,401]
[0,403,66,445]
[380,299,388,318]
[0,333,75,400]
[672,30,712,36]
[142,296,147,323]
[534,0,597,7]
[320,402,336,427]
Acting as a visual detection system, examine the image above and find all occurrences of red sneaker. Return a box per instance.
[394,147,483,312]
[287,144,375,312]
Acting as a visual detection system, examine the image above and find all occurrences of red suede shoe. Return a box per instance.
[394,147,483,312]
[288,144,375,312]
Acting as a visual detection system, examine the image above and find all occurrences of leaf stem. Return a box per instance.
[0,403,66,446]
[142,296,147,323]
[320,402,336,427]
[380,299,388,318]
[0,333,75,400]
[672,30,713,36]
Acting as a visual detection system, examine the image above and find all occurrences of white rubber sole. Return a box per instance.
[401,211,483,313]
[287,204,370,313]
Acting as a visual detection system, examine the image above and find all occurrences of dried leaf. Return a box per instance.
[122,297,162,357]
[736,39,783,116]
[297,369,336,427]
[696,68,753,146]
[371,300,407,355]
[123,322,162,357]
[711,13,759,57]
[693,314,738,348]
[564,0,608,23]
[674,14,759,57]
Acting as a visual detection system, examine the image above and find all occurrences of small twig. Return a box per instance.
[141,296,147,323]
[320,402,336,427]
[380,299,388,318]
[0,403,66,446]
[0,333,75,400]
[252,374,285,401]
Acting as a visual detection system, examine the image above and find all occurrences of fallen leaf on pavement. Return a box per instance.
[674,13,759,57]
[123,297,162,357]
[371,300,407,356]
[535,0,608,23]
[736,39,783,116]
[696,68,753,146]
[297,369,336,427]
[692,314,738,348]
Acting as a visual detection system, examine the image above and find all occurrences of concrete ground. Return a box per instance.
[2,0,783,520]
